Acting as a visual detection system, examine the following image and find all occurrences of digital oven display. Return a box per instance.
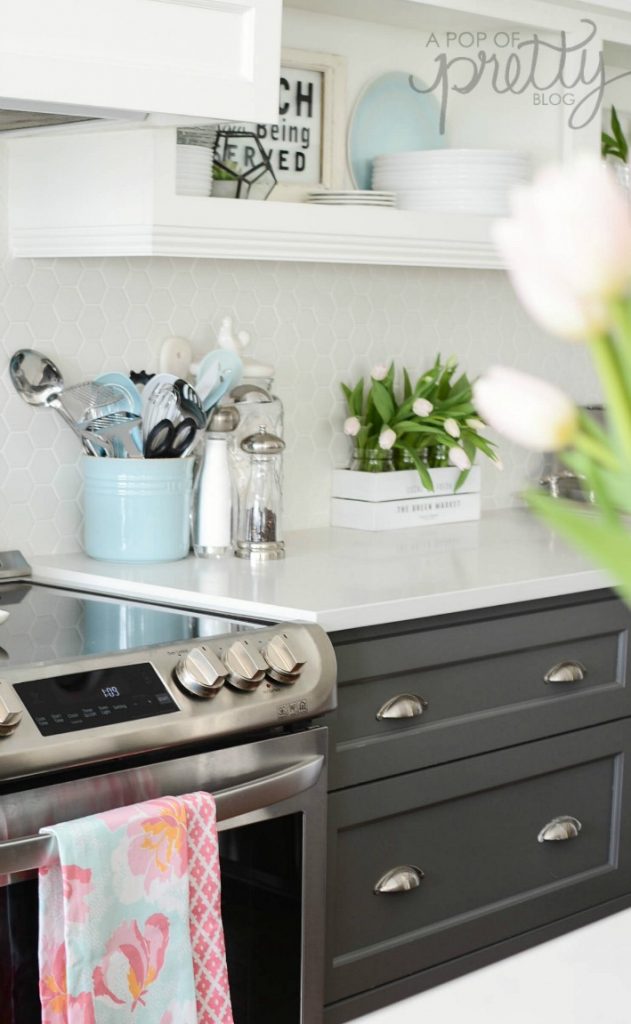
[14,663,178,736]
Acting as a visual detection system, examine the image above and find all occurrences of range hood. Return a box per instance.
[0,99,148,135]
[0,111,99,132]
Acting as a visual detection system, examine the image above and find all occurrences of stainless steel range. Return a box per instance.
[0,577,336,1024]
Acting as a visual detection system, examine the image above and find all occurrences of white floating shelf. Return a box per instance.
[9,127,502,268]
[10,203,503,268]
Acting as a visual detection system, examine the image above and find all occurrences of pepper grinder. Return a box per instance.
[235,427,286,560]
[192,405,240,558]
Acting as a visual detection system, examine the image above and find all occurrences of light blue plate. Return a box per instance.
[348,71,445,191]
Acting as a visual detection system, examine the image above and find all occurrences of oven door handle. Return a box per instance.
[0,753,324,876]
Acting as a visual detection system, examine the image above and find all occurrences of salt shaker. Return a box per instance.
[235,427,285,560]
[192,405,239,558]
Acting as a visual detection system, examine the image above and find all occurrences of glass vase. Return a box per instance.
[350,447,395,473]
[422,444,449,468]
[393,448,416,471]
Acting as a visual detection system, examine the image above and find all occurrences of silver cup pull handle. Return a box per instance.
[376,694,428,721]
[374,865,425,894]
[538,815,582,842]
[544,661,586,683]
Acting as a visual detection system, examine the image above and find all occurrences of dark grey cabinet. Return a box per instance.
[324,590,631,1022]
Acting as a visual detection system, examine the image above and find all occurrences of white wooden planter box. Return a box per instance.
[331,466,480,502]
[331,492,481,531]
[330,466,481,531]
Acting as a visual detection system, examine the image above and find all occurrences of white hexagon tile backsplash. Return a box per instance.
[0,153,600,557]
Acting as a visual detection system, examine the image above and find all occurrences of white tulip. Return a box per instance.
[466,417,486,431]
[448,446,471,471]
[370,364,388,381]
[413,398,433,417]
[344,416,361,437]
[379,428,396,450]
[444,417,460,439]
[473,366,579,451]
[493,156,631,341]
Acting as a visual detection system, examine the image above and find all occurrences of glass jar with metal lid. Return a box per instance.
[235,427,285,561]
[229,383,283,501]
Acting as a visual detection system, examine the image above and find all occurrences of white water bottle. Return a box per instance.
[192,406,239,558]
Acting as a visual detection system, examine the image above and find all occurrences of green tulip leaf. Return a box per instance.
[400,444,434,491]
[340,382,353,410]
[371,380,395,424]
[350,378,364,417]
[612,106,629,161]
[526,491,631,603]
[395,422,448,436]
[454,468,470,492]
[464,432,496,456]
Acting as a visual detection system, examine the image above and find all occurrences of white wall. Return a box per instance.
[0,143,598,556]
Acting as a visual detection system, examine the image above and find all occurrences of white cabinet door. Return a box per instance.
[0,0,282,124]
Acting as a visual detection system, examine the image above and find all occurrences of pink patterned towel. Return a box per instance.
[38,791,233,1024]
[185,792,234,1024]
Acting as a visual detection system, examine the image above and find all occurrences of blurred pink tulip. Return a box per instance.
[494,157,631,341]
[473,366,579,451]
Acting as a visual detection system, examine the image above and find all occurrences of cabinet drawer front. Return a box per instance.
[326,720,631,1003]
[330,595,630,788]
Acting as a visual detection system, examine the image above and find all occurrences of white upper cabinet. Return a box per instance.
[0,0,282,124]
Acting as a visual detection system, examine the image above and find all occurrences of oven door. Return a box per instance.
[0,727,327,1024]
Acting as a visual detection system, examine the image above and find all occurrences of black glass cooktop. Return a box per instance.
[0,581,250,670]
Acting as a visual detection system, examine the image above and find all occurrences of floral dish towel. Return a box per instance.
[38,792,233,1024]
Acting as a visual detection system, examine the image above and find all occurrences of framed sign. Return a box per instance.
[218,49,346,202]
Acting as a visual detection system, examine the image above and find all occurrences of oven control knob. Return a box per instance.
[0,693,22,737]
[224,640,268,692]
[174,647,226,699]
[264,634,305,685]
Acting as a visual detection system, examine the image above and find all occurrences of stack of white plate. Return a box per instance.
[307,189,396,207]
[176,140,215,197]
[372,150,530,215]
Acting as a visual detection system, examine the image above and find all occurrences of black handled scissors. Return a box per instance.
[144,416,197,458]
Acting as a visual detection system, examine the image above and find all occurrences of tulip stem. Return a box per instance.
[574,430,620,471]
[590,333,631,463]
[609,297,631,392]
[611,297,631,343]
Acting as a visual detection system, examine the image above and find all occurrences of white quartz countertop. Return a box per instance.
[30,509,612,631]
[359,907,631,1024]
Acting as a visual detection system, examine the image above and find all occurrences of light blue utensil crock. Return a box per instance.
[82,456,194,562]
